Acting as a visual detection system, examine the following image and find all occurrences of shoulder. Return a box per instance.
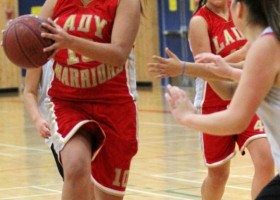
[189,15,208,30]
[246,33,280,80]
[252,33,279,57]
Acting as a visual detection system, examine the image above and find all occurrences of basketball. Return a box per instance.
[2,15,55,68]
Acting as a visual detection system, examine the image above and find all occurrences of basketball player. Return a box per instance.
[24,59,64,178]
[148,0,274,199]
[24,0,142,200]
[189,1,273,199]
[165,0,280,199]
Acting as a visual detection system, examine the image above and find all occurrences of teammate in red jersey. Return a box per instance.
[165,0,280,199]
[148,0,274,199]
[23,0,142,199]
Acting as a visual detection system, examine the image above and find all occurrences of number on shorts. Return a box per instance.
[113,168,129,188]
[254,120,265,132]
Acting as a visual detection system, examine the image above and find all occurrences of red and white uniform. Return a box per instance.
[45,0,138,196]
[193,5,266,167]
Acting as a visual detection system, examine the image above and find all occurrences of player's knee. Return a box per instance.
[63,156,90,180]
[208,168,230,184]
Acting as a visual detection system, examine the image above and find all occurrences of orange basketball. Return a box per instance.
[2,15,55,68]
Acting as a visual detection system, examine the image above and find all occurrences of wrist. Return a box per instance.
[181,61,186,75]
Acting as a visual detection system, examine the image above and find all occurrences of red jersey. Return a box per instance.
[193,5,247,108]
[48,0,137,104]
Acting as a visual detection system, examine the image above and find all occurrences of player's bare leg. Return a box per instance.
[201,162,230,200]
[60,129,94,200]
[247,138,275,199]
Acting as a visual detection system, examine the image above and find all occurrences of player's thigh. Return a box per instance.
[247,137,273,167]
[60,129,93,173]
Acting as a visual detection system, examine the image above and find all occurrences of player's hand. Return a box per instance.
[41,18,72,56]
[147,48,183,78]
[1,19,14,46]
[165,84,196,125]
[35,117,51,138]
[195,53,233,80]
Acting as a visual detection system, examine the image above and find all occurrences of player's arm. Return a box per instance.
[23,68,42,122]
[41,0,140,67]
[148,16,228,80]
[23,68,50,138]
[211,43,250,95]
[224,42,250,63]
[166,35,278,135]
[148,48,231,80]
[39,0,56,19]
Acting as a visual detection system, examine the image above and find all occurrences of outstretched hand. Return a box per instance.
[165,85,196,125]
[147,48,183,78]
[195,53,233,80]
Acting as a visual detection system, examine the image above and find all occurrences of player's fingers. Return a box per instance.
[147,63,168,75]
[41,32,57,41]
[152,55,168,64]
[43,44,56,53]
[178,88,187,99]
[167,84,178,99]
[165,92,175,109]
[147,62,158,70]
[47,18,58,28]
[165,48,178,59]
[40,129,51,138]
[41,22,57,34]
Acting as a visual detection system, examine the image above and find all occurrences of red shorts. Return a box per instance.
[46,98,138,196]
[201,106,266,167]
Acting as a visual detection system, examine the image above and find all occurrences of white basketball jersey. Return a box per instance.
[257,27,280,172]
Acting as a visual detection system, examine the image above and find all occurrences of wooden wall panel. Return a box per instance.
[135,0,160,88]
[0,0,20,90]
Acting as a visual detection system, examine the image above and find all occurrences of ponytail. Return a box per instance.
[235,0,280,41]
[193,0,207,14]
[262,0,280,41]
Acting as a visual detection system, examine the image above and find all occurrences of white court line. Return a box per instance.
[0,144,50,153]
[126,188,196,200]
[0,193,59,200]
[154,169,253,180]
[0,183,196,200]
[0,183,62,191]
[152,174,250,191]
[0,152,16,157]
[31,186,61,193]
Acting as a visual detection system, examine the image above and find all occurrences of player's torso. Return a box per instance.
[194,6,247,109]
[48,0,135,103]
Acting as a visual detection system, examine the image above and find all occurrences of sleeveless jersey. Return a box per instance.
[193,5,247,109]
[48,0,137,104]
[257,27,280,172]
[38,59,54,119]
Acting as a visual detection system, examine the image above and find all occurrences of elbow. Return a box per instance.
[109,49,129,66]
[233,123,248,133]
[229,115,251,134]
[113,56,128,67]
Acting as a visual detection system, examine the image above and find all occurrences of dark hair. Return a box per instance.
[235,0,280,40]
[262,0,280,40]
[194,0,207,14]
